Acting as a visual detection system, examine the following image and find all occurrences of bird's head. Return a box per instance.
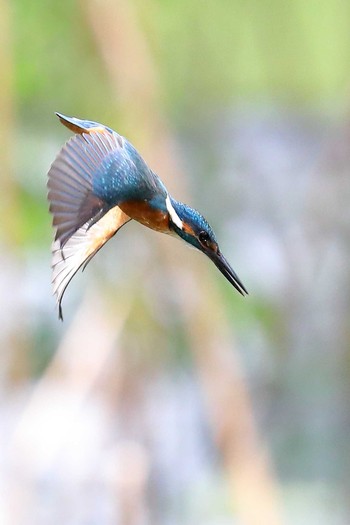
[168,199,248,296]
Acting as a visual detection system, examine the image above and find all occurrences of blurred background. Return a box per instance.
[1,1,349,524]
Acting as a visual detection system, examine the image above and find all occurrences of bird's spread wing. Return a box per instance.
[48,113,165,318]
[48,118,160,247]
[48,119,133,318]
[47,129,126,247]
[52,205,130,320]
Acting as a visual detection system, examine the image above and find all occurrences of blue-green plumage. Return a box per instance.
[48,113,248,319]
[92,140,165,206]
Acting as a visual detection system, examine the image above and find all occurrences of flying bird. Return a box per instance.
[47,113,248,319]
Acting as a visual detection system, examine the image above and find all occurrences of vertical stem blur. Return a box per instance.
[0,0,30,384]
[81,1,283,523]
[7,291,133,524]
[0,0,21,247]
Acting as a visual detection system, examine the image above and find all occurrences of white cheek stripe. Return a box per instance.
[166,194,183,230]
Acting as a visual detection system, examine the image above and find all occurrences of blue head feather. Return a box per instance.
[170,199,218,250]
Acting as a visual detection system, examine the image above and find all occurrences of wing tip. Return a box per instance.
[58,303,64,321]
[55,111,69,126]
[54,112,110,135]
[55,112,83,134]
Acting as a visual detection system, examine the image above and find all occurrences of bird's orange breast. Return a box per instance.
[120,200,169,233]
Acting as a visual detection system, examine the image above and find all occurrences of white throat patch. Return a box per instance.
[166,194,183,230]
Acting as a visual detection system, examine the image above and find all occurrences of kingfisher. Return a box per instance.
[47,113,248,319]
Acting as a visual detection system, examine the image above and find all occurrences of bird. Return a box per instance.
[47,112,248,319]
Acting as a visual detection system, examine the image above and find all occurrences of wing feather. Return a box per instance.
[47,130,124,247]
[48,114,167,318]
[52,205,131,320]
[55,112,116,135]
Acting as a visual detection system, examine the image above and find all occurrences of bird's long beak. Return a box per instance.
[209,250,248,296]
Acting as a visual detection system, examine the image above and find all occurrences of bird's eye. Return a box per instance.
[199,230,210,246]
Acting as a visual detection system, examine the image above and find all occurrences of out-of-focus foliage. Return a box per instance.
[1,1,350,524]
[12,0,350,246]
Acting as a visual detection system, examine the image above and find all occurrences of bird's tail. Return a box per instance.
[55,112,113,135]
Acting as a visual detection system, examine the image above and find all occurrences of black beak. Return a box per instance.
[209,250,248,296]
